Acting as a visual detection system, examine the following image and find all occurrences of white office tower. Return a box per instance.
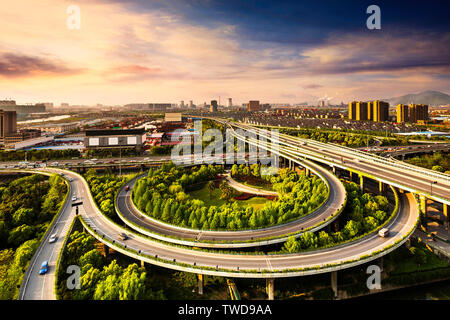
[227,98,232,108]
[179,100,185,108]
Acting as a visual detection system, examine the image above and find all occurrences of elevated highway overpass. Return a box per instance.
[9,118,438,299]
[115,156,346,248]
[227,121,450,209]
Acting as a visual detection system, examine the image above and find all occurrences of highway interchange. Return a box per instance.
[6,118,449,299]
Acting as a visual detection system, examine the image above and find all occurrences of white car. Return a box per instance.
[378,228,389,238]
[72,196,77,201]
[49,234,57,243]
[68,178,74,182]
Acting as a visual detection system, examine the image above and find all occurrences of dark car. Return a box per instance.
[119,233,129,240]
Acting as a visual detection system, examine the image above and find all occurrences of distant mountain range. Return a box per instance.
[385,90,450,106]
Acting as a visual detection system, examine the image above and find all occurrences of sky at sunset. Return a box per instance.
[0,0,449,106]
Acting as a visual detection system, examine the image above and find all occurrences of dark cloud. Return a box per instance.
[303,84,323,89]
[0,53,82,78]
[302,32,450,76]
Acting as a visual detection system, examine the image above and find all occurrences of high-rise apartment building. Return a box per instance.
[348,101,357,120]
[367,102,374,121]
[356,102,368,120]
[227,98,232,108]
[409,104,428,123]
[396,104,409,123]
[372,100,389,122]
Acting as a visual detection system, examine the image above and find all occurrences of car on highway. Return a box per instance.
[49,234,57,243]
[68,177,74,182]
[39,261,48,275]
[119,233,129,240]
[72,195,77,202]
[378,228,389,238]
[125,185,130,191]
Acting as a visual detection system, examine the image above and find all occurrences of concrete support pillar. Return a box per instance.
[378,257,384,273]
[335,169,340,178]
[288,160,292,170]
[405,238,411,249]
[359,175,364,191]
[266,278,274,300]
[444,204,448,229]
[103,244,109,258]
[420,195,427,215]
[331,271,338,298]
[332,166,336,174]
[334,219,339,232]
[349,171,353,182]
[198,274,204,295]
[140,260,145,268]
[305,168,310,177]
[327,223,332,233]
[378,181,385,194]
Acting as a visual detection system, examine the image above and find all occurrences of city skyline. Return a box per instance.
[0,0,449,105]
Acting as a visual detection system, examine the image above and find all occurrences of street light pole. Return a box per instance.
[430,181,437,195]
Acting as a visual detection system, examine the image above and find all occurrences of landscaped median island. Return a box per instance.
[84,168,139,221]
[132,162,328,231]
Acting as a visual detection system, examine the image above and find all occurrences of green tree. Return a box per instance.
[206,181,216,199]
[7,225,35,247]
[283,236,300,253]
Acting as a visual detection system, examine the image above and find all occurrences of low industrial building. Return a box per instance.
[28,122,80,134]
[5,135,54,150]
[84,128,146,152]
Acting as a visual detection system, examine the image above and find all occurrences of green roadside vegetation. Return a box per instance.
[0,174,68,299]
[383,238,450,286]
[404,152,450,174]
[85,148,140,159]
[149,145,174,156]
[279,127,376,147]
[56,218,229,300]
[280,181,391,253]
[132,162,328,231]
[0,149,81,162]
[84,168,136,220]
[56,219,165,300]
